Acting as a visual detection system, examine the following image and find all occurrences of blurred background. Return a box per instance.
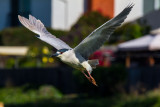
[1,0,160,107]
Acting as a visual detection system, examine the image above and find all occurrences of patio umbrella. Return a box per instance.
[118,34,160,51]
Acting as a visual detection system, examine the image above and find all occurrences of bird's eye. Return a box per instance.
[60,52,63,54]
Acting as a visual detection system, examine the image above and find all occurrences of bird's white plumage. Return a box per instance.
[57,50,92,72]
[18,15,72,50]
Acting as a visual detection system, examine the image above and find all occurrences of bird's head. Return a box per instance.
[51,49,69,57]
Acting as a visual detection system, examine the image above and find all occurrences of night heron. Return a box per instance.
[18,4,134,86]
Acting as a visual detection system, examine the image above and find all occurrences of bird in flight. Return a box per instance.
[18,4,134,86]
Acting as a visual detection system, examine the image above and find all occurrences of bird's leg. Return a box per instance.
[81,70,98,86]
[86,70,98,86]
[81,70,90,80]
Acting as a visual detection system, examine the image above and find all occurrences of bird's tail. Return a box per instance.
[88,59,99,69]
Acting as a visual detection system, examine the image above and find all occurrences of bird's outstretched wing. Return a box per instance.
[74,4,134,59]
[18,15,72,50]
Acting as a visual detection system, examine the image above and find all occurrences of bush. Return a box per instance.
[2,85,160,107]
[110,22,151,44]
[64,12,110,47]
[0,27,67,68]
[0,12,151,47]
[0,27,67,47]
[0,85,63,105]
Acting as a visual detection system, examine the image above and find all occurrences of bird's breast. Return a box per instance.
[59,50,86,70]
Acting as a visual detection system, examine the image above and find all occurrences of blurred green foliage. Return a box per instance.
[0,27,64,67]
[0,85,63,105]
[4,46,57,68]
[1,86,160,107]
[0,12,151,48]
[65,12,110,47]
[0,27,67,47]
[110,22,151,44]
[5,58,15,68]
[65,11,151,46]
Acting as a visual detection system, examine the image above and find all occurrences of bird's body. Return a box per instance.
[59,50,87,70]
[18,4,134,86]
[57,49,93,72]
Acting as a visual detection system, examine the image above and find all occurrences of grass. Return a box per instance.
[1,85,160,107]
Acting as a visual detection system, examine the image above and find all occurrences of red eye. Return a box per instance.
[60,52,63,54]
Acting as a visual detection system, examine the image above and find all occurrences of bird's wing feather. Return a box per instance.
[74,4,134,59]
[18,15,72,50]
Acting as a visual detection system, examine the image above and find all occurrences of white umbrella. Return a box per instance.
[118,34,160,51]
[149,34,160,50]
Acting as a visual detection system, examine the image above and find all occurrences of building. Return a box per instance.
[51,0,84,30]
[88,0,114,18]
[0,0,84,31]
[0,0,52,30]
[0,0,160,31]
[88,0,160,22]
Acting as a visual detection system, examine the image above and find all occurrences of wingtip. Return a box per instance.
[18,14,33,19]
[18,15,21,18]
[29,14,32,18]
[122,3,134,13]
[18,15,23,21]
[127,3,135,8]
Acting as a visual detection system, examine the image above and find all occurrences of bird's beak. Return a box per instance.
[51,53,59,57]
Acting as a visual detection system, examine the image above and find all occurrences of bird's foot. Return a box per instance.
[81,70,98,86]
